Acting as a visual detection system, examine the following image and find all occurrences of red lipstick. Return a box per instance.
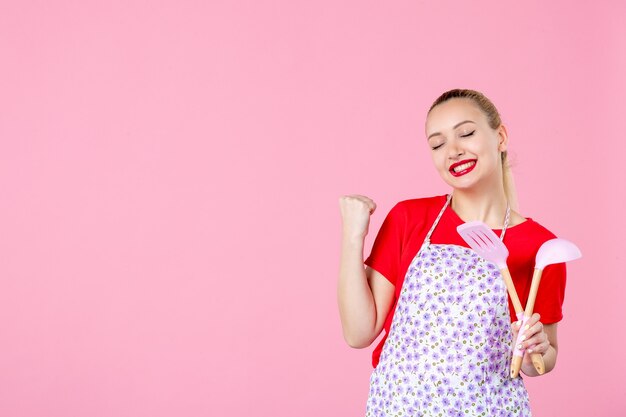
[449,159,477,177]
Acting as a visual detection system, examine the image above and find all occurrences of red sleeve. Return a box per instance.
[532,262,567,324]
[363,202,406,286]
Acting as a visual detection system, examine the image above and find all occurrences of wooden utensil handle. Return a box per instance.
[511,348,546,377]
[524,269,543,316]
[499,267,524,314]
[530,351,546,374]
[525,268,546,374]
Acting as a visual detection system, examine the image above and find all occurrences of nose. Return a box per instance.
[447,139,464,160]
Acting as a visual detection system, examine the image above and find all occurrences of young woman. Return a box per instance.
[338,89,566,416]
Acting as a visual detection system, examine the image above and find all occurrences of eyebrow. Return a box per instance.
[427,120,476,140]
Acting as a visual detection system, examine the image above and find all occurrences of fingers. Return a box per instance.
[516,313,550,354]
[527,338,550,355]
[339,195,377,214]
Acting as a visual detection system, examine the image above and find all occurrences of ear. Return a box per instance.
[497,124,509,152]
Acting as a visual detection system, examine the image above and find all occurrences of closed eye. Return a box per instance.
[431,143,444,150]
[460,130,475,138]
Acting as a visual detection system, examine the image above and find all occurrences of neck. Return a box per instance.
[450,186,509,229]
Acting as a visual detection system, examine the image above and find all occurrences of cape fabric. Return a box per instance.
[364,195,566,368]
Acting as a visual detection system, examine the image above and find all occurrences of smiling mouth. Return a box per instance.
[449,160,476,177]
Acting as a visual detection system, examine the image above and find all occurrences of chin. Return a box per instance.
[441,175,478,191]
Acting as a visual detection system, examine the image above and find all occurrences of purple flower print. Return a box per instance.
[364,244,531,417]
[437,318,446,329]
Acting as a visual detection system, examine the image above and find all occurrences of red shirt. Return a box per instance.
[364,195,567,368]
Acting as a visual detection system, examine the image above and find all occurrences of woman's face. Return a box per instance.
[425,98,507,192]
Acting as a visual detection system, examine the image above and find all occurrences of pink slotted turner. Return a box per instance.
[456,220,536,379]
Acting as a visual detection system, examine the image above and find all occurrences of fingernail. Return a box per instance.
[517,344,523,350]
[524,324,530,331]
[528,349,533,353]
[520,335,526,341]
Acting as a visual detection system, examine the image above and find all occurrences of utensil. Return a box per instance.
[510,238,582,376]
[456,221,530,378]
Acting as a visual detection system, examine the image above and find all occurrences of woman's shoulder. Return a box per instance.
[507,215,559,251]
[394,194,448,211]
[385,195,448,226]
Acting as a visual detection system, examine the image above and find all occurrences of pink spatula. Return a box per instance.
[456,221,534,378]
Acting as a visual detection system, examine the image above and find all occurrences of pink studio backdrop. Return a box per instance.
[1,1,624,416]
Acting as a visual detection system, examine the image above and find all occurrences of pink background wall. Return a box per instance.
[1,1,624,416]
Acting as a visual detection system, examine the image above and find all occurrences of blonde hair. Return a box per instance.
[428,88,519,211]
